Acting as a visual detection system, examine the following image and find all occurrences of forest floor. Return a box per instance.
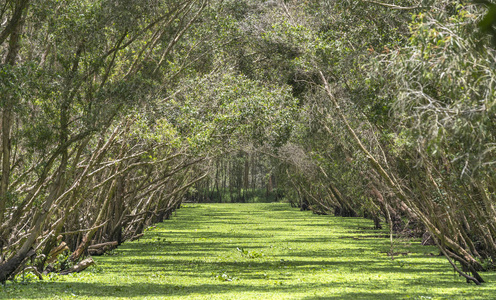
[2,203,496,299]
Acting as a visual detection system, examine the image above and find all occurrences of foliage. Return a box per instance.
[1,0,495,287]
[168,72,297,153]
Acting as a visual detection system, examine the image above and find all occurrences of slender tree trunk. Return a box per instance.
[0,0,30,228]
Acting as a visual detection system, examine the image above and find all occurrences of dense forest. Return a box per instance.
[0,0,495,286]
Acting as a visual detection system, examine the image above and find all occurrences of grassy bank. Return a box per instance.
[2,203,496,299]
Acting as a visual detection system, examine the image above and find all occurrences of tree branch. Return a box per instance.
[361,0,425,10]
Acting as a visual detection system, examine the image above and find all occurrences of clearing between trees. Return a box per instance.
[2,203,496,299]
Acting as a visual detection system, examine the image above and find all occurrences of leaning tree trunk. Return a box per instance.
[318,71,484,285]
[0,0,30,228]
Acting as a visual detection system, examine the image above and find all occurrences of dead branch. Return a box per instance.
[60,257,95,275]
[361,0,426,10]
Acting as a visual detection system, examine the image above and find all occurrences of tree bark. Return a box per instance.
[0,0,30,227]
[318,70,485,282]
[60,257,94,275]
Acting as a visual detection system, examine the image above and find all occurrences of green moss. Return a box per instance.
[3,203,496,299]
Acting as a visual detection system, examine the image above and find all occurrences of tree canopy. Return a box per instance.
[0,0,495,285]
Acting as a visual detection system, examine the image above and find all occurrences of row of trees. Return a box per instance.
[1,0,494,285]
[0,0,296,281]
[250,0,495,284]
[0,0,210,281]
[187,150,283,203]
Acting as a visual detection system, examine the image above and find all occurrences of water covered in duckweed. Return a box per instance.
[3,203,496,299]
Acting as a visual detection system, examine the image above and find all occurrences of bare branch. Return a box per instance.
[361,0,425,10]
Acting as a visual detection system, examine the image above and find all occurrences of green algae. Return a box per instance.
[2,203,495,299]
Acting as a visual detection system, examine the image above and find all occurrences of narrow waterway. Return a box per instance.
[3,203,496,299]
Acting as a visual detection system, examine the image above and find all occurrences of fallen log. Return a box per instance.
[88,241,118,250]
[88,248,105,256]
[129,233,144,242]
[88,241,118,256]
[60,257,95,275]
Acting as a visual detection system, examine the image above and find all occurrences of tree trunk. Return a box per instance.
[318,71,485,283]
[60,257,95,275]
[0,0,30,227]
